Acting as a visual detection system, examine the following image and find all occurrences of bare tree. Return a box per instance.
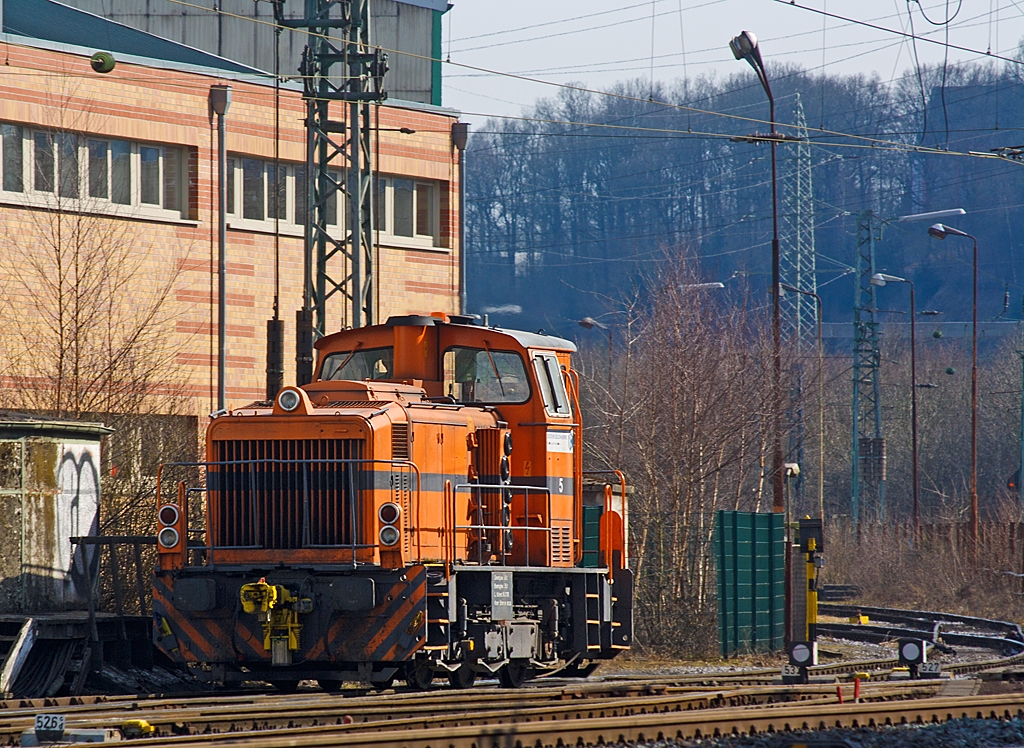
[0,77,198,535]
[581,254,793,656]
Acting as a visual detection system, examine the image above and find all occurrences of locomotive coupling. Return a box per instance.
[239,578,313,665]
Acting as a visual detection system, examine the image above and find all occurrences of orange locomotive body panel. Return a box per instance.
[152,314,631,689]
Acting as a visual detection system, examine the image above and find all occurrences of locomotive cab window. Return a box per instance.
[533,352,571,416]
[443,347,530,404]
[320,347,394,381]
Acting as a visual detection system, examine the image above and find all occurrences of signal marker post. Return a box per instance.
[784,518,823,684]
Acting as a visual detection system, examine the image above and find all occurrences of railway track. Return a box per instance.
[9,681,1023,747]
[10,602,1024,746]
[126,692,1024,747]
[3,679,943,746]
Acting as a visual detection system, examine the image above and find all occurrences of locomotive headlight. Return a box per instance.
[159,504,180,527]
[500,456,511,482]
[378,502,401,525]
[379,525,400,546]
[158,527,180,549]
[503,431,513,456]
[278,389,301,411]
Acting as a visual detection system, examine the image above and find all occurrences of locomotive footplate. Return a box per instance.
[153,565,428,680]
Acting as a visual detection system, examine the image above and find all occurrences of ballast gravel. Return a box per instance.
[632,717,1024,747]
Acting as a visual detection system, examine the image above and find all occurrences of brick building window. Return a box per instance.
[0,123,187,220]
[226,155,341,234]
[376,175,439,247]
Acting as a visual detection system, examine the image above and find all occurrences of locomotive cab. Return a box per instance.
[152,313,631,689]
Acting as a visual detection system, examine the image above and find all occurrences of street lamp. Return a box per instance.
[680,282,726,291]
[730,30,784,519]
[870,272,920,539]
[579,316,613,390]
[926,222,979,549]
[780,283,824,523]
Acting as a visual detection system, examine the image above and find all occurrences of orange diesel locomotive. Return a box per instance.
[153,313,630,689]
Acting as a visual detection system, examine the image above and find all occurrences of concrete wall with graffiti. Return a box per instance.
[0,438,100,612]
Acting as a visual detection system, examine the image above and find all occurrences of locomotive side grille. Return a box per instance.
[211,438,363,549]
[551,525,572,564]
[391,422,410,461]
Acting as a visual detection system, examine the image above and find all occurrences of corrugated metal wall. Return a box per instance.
[716,510,786,656]
[58,0,437,105]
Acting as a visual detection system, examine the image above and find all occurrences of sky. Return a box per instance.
[440,0,1024,127]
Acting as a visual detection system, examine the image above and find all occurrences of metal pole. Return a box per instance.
[909,281,919,540]
[459,146,467,314]
[971,236,979,549]
[350,100,363,329]
[769,96,784,517]
[208,85,232,410]
[817,299,824,523]
[1019,346,1024,508]
[218,109,226,411]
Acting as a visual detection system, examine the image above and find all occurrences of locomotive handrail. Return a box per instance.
[566,368,584,566]
[156,458,422,565]
[582,469,628,575]
[452,483,552,566]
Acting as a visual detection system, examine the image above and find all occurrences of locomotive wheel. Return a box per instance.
[318,679,343,692]
[404,661,434,690]
[498,660,530,689]
[269,680,300,693]
[447,664,476,689]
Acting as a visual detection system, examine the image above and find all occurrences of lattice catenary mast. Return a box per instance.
[851,212,885,524]
[274,0,388,384]
[779,94,818,507]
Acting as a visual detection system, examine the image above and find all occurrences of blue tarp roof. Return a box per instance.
[3,0,262,75]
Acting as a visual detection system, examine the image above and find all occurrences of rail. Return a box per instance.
[452,483,552,566]
[156,458,421,566]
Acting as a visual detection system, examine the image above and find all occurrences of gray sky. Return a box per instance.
[441,0,1024,127]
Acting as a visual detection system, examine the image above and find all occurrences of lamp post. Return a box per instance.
[870,272,919,539]
[579,316,613,392]
[209,84,232,412]
[730,30,784,518]
[780,283,824,523]
[452,122,469,314]
[927,222,979,549]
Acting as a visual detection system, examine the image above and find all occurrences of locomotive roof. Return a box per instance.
[494,327,576,353]
[315,316,577,353]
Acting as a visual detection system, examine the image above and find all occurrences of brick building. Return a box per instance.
[0,0,463,432]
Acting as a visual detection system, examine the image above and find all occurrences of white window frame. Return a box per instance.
[0,123,189,223]
[376,174,441,249]
[225,156,343,238]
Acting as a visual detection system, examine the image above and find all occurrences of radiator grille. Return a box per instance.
[551,525,572,564]
[391,422,410,461]
[210,439,363,549]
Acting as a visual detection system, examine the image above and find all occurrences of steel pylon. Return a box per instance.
[780,94,818,509]
[274,0,388,383]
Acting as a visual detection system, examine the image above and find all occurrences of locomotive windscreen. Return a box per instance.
[210,438,363,549]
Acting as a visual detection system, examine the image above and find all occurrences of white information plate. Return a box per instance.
[34,713,65,740]
[546,431,573,453]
